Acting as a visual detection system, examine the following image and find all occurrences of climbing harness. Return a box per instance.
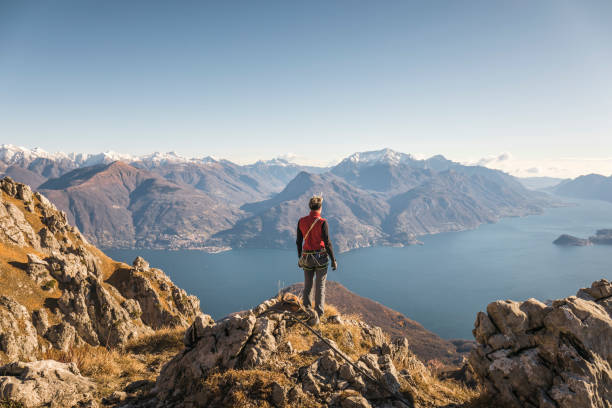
[260,294,415,408]
[301,249,328,270]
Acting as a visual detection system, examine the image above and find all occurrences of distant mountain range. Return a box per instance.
[1,145,557,251]
[212,149,555,251]
[518,176,566,191]
[552,173,612,203]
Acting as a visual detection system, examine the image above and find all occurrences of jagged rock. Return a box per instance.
[0,201,40,248]
[132,256,150,271]
[271,382,286,407]
[577,279,612,308]
[340,394,372,408]
[156,312,257,399]
[16,183,33,205]
[41,208,70,234]
[39,227,61,251]
[0,176,17,196]
[109,257,200,329]
[243,316,279,367]
[0,360,97,408]
[103,391,128,404]
[154,297,416,407]
[469,279,612,408]
[183,313,214,347]
[47,252,90,283]
[287,385,304,403]
[360,325,386,348]
[0,177,201,359]
[0,296,39,361]
[328,314,344,325]
[31,309,50,336]
[45,322,77,352]
[309,338,341,355]
[26,253,51,284]
[122,298,143,319]
[57,275,151,347]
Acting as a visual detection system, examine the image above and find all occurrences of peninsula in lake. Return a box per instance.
[553,229,612,246]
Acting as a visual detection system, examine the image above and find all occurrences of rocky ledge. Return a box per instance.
[150,297,424,407]
[0,360,98,408]
[101,294,482,408]
[469,279,612,408]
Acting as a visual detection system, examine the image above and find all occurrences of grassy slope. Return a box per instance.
[285,281,463,366]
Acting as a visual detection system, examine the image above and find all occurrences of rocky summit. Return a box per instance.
[133,295,478,408]
[469,279,612,408]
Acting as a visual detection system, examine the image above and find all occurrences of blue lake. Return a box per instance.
[106,197,612,340]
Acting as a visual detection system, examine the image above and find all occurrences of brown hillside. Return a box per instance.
[285,281,467,366]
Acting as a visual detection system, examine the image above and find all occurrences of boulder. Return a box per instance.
[183,313,214,347]
[0,360,97,408]
[132,256,149,272]
[469,279,612,408]
[26,253,51,284]
[0,201,40,248]
[45,322,78,352]
[156,312,257,399]
[0,296,39,361]
[31,309,50,336]
[340,394,372,408]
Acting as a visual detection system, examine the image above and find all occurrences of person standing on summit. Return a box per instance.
[296,195,337,326]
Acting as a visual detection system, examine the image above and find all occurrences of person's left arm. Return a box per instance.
[321,220,337,269]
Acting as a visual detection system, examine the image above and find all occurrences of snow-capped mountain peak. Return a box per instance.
[0,144,72,163]
[342,148,415,166]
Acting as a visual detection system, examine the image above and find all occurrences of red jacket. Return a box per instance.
[296,210,336,262]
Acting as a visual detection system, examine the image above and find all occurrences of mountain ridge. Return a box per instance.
[3,147,559,252]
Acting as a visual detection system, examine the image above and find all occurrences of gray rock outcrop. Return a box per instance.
[0,360,97,407]
[153,297,419,407]
[0,176,201,355]
[0,296,39,361]
[469,279,612,408]
[108,257,200,330]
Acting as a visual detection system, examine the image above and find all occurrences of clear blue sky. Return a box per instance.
[1,1,611,170]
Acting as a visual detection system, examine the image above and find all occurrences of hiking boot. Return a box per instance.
[307,313,320,327]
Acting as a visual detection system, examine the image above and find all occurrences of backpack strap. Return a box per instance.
[303,217,320,243]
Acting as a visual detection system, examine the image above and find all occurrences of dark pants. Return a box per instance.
[303,267,327,317]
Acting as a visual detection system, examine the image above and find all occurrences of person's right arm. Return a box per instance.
[296,222,303,258]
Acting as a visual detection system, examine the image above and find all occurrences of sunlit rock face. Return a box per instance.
[469,279,612,408]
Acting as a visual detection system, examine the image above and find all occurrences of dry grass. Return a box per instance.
[0,243,62,314]
[0,400,25,408]
[202,369,322,408]
[41,327,185,401]
[125,327,184,355]
[402,370,483,408]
